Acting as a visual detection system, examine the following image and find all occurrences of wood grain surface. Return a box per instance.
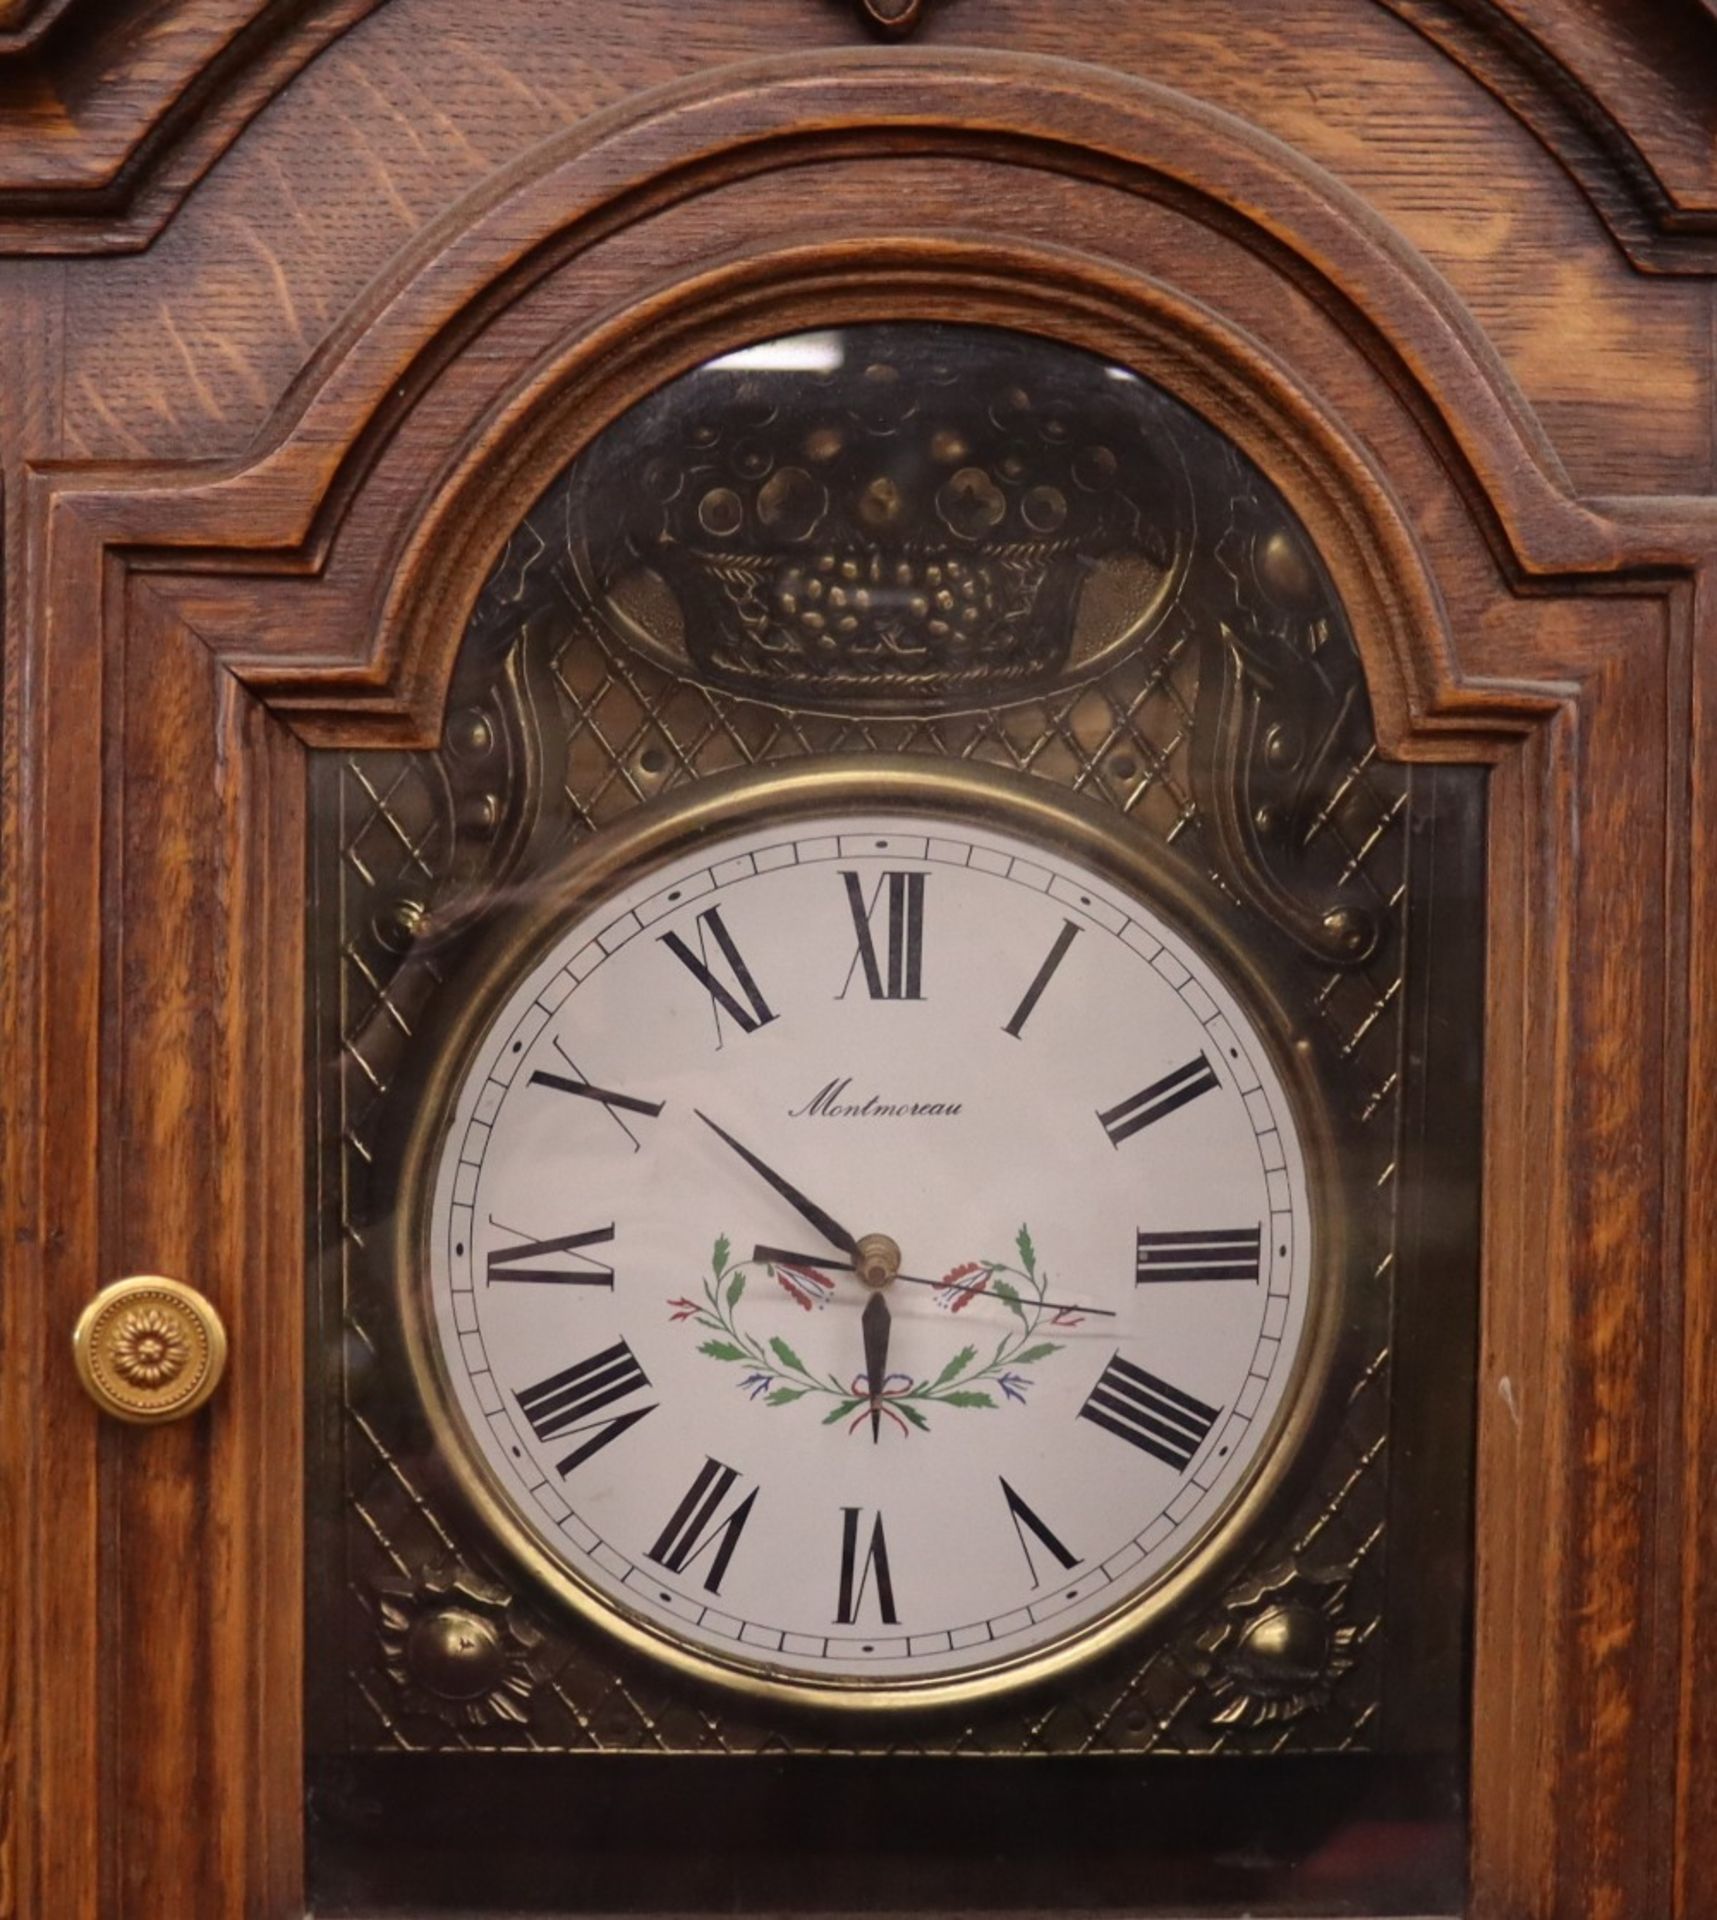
[0,6,1713,1919]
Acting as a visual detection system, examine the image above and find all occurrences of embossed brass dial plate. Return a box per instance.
[308,323,1482,1769]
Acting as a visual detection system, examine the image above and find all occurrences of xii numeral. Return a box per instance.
[835,1507,899,1625]
[660,906,777,1042]
[840,871,926,1001]
[646,1457,758,1595]
[1078,1354,1220,1472]
[1097,1054,1220,1146]
[515,1339,656,1477]
[1135,1226,1262,1285]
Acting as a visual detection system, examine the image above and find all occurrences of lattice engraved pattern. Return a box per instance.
[316,382,1410,1759]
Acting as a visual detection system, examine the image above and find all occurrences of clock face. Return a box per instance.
[409,774,1327,1702]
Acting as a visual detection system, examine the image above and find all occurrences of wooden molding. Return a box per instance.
[0,0,1711,266]
[0,0,381,253]
[25,48,1658,733]
[2,43,1712,1920]
[0,0,73,56]
[1378,0,1717,269]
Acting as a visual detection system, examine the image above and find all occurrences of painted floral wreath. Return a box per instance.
[666,1226,1081,1439]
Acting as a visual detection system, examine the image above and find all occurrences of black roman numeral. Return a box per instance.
[659,906,777,1042]
[487,1223,616,1288]
[840,870,926,1001]
[646,1457,758,1595]
[999,1478,1080,1587]
[528,1070,665,1119]
[1003,919,1081,1037]
[532,1042,660,1152]
[1079,1354,1220,1472]
[1136,1226,1262,1285]
[835,1507,899,1625]
[515,1340,656,1477]
[1097,1054,1220,1146]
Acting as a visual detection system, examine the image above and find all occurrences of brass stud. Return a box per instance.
[635,743,672,786]
[448,710,493,759]
[463,792,502,838]
[1320,905,1377,960]
[1233,1602,1330,1684]
[1253,526,1321,612]
[1263,722,1301,771]
[407,1607,508,1702]
[375,897,428,952]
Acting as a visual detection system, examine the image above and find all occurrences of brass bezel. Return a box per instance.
[390,756,1348,1715]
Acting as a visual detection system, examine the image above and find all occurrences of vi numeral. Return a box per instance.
[840,870,926,1001]
[1078,1354,1220,1472]
[835,1507,899,1625]
[660,905,777,1043]
[646,1456,759,1595]
[515,1339,656,1477]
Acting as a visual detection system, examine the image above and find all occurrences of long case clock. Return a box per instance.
[1,3,1710,1918]
[304,324,1483,1913]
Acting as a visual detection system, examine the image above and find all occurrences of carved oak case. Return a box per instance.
[1,5,1713,1920]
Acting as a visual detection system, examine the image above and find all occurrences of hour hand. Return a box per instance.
[862,1290,892,1445]
[695,1112,858,1256]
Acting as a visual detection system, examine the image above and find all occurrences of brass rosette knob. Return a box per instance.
[72,1275,227,1424]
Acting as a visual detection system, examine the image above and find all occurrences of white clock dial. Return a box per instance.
[413,785,1326,1701]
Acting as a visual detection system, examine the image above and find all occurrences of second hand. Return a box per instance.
[751,1244,1118,1319]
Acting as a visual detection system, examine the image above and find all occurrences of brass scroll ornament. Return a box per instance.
[73,1276,227,1423]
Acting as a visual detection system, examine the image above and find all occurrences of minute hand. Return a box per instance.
[749,1245,1117,1319]
[696,1113,858,1256]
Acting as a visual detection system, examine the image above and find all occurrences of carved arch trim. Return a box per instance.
[0,0,384,253]
[1376,0,1717,270]
[0,1,1711,267]
[46,51,1701,715]
[325,235,1531,760]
